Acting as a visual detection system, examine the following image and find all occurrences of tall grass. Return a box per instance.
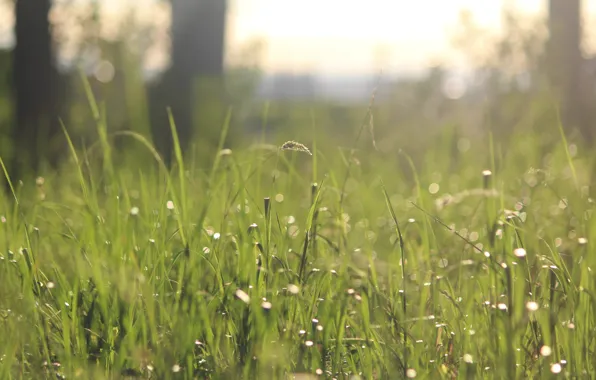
[1,84,596,379]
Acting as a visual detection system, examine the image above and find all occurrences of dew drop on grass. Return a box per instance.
[526,301,539,311]
[550,363,562,374]
[469,231,479,242]
[288,225,299,238]
[406,368,417,378]
[514,248,527,258]
[429,183,440,194]
[540,345,552,356]
[287,284,300,294]
[235,289,250,304]
[438,258,448,268]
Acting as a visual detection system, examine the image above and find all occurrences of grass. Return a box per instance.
[1,93,596,379]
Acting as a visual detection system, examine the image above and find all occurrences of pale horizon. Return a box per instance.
[1,0,596,76]
[229,0,596,75]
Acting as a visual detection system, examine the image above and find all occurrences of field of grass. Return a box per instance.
[1,94,596,379]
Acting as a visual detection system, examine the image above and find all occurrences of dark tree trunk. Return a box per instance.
[12,0,62,181]
[150,0,227,165]
[548,0,588,139]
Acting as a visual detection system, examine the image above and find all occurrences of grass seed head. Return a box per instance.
[280,140,312,155]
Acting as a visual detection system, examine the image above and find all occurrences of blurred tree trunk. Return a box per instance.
[547,0,589,139]
[12,0,62,181]
[150,0,227,165]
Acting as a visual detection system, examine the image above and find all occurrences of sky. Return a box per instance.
[228,0,596,75]
[228,0,544,74]
[1,0,596,75]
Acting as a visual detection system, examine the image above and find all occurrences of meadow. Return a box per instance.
[1,85,595,379]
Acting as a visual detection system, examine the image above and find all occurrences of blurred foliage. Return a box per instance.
[0,4,594,177]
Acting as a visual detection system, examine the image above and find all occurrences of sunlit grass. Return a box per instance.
[1,94,596,379]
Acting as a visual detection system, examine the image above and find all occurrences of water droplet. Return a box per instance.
[526,301,539,311]
[235,289,250,304]
[540,345,552,356]
[514,248,527,258]
[438,258,448,268]
[406,368,417,378]
[288,225,300,238]
[287,284,300,294]
[550,363,562,374]
[429,183,440,195]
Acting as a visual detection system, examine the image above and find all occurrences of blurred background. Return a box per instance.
[1,0,595,181]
